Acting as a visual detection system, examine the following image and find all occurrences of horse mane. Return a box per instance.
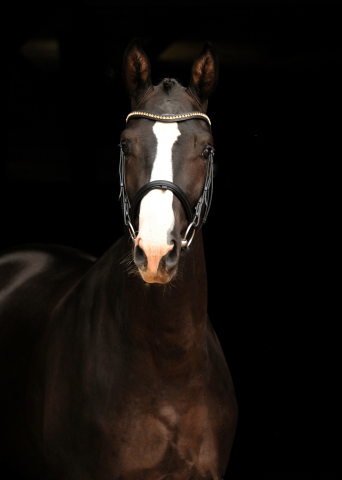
[162,78,177,91]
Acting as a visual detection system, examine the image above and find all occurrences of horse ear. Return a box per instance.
[123,38,152,104]
[188,42,218,107]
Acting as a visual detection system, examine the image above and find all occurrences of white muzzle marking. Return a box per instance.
[136,122,180,279]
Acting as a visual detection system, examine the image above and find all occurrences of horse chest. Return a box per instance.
[114,397,222,479]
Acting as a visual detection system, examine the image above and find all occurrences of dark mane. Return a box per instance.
[162,77,178,92]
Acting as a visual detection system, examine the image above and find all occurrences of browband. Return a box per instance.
[126,111,211,125]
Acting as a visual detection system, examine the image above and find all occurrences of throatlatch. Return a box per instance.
[119,111,214,248]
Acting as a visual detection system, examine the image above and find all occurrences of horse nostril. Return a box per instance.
[134,244,147,271]
[164,241,178,271]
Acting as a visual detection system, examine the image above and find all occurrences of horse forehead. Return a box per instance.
[149,122,180,182]
[152,122,180,145]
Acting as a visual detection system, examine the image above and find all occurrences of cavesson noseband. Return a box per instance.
[119,111,214,248]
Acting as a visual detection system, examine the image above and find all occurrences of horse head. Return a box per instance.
[120,39,218,284]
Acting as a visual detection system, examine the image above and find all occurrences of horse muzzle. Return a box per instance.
[134,236,180,284]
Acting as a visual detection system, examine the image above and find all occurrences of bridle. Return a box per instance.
[119,111,214,248]
[119,111,215,248]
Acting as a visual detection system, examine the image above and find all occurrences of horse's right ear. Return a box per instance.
[123,38,152,105]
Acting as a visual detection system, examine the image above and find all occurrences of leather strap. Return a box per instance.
[126,111,211,125]
[130,180,193,224]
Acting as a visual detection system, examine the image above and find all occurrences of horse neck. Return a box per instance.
[122,230,208,358]
[56,230,209,375]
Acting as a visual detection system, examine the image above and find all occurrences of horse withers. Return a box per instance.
[0,39,238,479]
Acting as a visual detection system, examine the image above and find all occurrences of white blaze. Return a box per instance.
[136,122,180,275]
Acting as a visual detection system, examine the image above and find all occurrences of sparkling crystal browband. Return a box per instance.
[126,111,211,125]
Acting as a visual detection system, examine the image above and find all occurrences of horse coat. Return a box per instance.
[0,39,238,480]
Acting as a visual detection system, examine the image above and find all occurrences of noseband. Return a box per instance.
[119,111,214,248]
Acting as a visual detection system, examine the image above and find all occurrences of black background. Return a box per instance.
[3,1,340,479]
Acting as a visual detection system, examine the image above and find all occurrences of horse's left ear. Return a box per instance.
[187,42,218,108]
[123,38,153,106]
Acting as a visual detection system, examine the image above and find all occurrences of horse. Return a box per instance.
[0,39,238,479]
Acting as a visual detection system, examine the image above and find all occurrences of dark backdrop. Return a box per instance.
[3,1,340,479]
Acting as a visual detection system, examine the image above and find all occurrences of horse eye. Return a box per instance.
[120,141,130,157]
[202,146,213,159]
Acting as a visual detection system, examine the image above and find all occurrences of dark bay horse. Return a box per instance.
[0,39,238,479]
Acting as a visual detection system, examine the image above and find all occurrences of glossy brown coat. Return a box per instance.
[0,40,237,479]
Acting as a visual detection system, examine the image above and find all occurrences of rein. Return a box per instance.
[119,111,214,248]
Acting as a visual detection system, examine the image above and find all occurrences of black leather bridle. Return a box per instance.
[119,111,214,248]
